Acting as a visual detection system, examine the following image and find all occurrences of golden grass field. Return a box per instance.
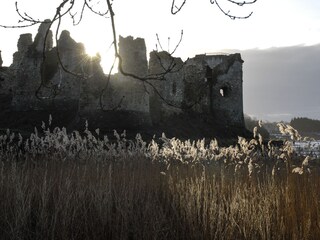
[0,120,319,239]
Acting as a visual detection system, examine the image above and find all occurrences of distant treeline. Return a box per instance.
[290,117,320,132]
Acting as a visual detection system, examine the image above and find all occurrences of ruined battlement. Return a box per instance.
[0,22,246,138]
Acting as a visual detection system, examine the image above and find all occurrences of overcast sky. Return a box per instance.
[241,44,320,122]
[0,0,319,121]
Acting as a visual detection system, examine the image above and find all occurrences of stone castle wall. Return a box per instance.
[148,52,244,128]
[0,22,245,131]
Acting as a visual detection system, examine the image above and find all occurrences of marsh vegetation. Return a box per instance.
[0,119,319,239]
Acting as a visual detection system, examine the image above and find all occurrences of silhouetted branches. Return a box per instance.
[171,0,187,15]
[226,0,257,6]
[213,0,254,19]
[170,30,184,55]
[171,0,256,18]
[0,0,257,110]
[156,30,183,55]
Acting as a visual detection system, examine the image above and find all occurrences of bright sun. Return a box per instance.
[84,43,100,58]
[82,39,118,74]
[71,18,117,74]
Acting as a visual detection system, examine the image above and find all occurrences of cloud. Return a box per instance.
[239,44,320,122]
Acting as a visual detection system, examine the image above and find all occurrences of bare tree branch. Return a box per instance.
[170,30,183,55]
[214,0,253,19]
[156,33,165,52]
[85,0,109,16]
[1,0,257,111]
[171,0,187,15]
[226,0,257,6]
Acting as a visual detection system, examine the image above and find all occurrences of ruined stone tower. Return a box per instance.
[118,36,148,76]
[0,28,246,137]
[148,52,245,129]
[85,36,153,128]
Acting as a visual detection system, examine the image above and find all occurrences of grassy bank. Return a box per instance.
[0,123,319,239]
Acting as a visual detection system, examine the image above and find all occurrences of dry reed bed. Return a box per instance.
[0,121,319,239]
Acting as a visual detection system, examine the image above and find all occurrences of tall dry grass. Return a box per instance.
[0,120,319,239]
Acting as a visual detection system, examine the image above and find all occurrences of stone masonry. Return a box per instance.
[149,51,245,128]
[0,22,245,135]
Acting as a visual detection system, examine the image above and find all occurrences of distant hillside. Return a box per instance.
[290,117,320,133]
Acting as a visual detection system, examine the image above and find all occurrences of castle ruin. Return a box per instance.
[0,21,247,139]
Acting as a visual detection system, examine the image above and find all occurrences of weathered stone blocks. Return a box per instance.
[0,26,245,133]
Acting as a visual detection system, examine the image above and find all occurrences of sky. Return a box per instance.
[0,0,320,122]
[242,44,320,122]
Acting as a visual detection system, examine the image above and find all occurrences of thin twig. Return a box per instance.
[171,0,187,15]
[214,0,254,19]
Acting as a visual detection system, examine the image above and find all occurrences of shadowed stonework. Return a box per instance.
[0,22,249,140]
